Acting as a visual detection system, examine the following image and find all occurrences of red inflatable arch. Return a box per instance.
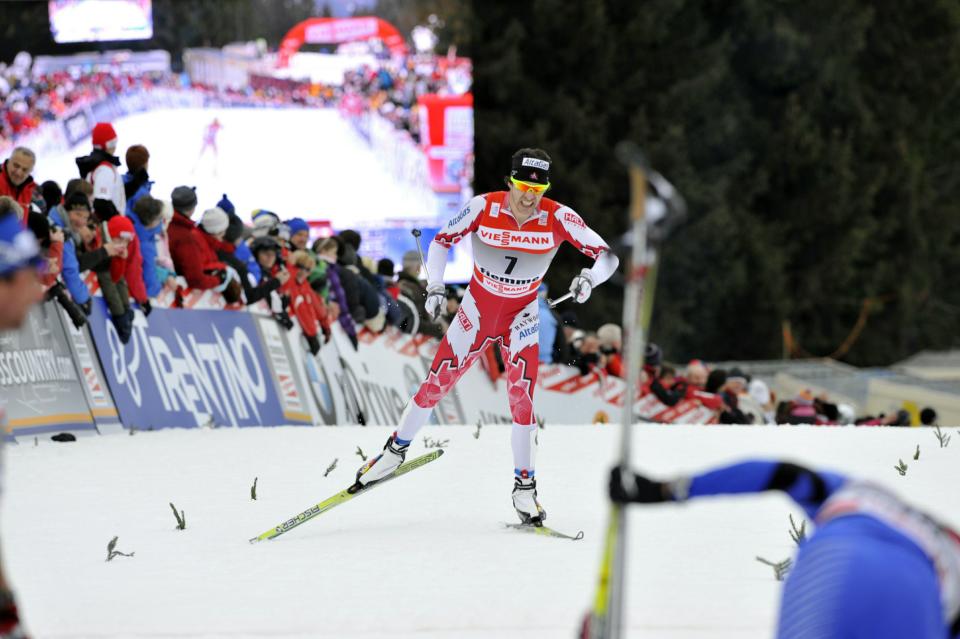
[277,17,408,67]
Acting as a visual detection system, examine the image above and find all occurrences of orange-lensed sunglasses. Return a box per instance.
[510,177,550,194]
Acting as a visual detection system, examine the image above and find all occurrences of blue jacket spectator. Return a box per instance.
[537,285,558,363]
[128,194,164,297]
[122,145,152,213]
[48,197,90,306]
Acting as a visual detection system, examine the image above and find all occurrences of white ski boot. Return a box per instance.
[512,473,546,525]
[355,433,409,488]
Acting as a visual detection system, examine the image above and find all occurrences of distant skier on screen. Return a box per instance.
[354,148,619,525]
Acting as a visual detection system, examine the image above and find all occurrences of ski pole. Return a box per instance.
[410,229,429,277]
[411,229,443,322]
[547,291,574,308]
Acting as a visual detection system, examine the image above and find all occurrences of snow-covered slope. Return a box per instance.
[36,108,437,226]
[5,424,957,638]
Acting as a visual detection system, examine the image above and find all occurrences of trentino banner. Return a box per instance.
[86,300,290,429]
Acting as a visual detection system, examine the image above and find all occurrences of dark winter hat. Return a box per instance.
[217,193,235,216]
[727,367,749,385]
[510,148,551,185]
[40,180,62,212]
[250,236,280,255]
[64,191,91,211]
[224,213,245,244]
[376,258,395,277]
[644,342,662,367]
[705,369,728,394]
[920,407,938,426]
[171,186,198,212]
[339,229,361,251]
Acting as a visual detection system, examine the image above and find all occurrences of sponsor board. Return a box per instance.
[59,306,121,431]
[0,301,96,439]
[252,317,313,425]
[86,300,288,429]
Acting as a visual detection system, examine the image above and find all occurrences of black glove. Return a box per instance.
[47,282,86,329]
[609,466,670,504]
[0,589,25,639]
[140,300,152,317]
[275,312,294,331]
[79,298,92,316]
[204,267,227,284]
[61,296,87,329]
[305,334,321,355]
[111,308,135,345]
[321,324,332,343]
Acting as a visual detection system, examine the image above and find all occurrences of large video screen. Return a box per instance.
[49,0,153,43]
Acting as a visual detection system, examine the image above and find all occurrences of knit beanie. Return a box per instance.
[200,207,229,235]
[171,186,198,213]
[217,193,235,216]
[224,213,245,244]
[92,122,117,150]
[287,217,309,236]
[107,215,136,242]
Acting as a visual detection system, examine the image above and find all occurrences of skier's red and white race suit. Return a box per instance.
[396,191,619,477]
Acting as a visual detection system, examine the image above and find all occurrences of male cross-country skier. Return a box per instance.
[609,460,960,638]
[354,148,619,525]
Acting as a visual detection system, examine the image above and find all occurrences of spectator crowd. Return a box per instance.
[0,114,456,354]
[0,65,177,147]
[341,53,472,143]
[1,65,940,428]
[2,117,940,428]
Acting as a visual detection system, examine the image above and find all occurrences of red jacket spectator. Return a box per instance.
[0,148,37,223]
[105,216,148,304]
[167,211,225,290]
[283,250,332,353]
[605,353,624,378]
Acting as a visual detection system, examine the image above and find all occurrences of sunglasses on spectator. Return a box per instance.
[510,177,550,194]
